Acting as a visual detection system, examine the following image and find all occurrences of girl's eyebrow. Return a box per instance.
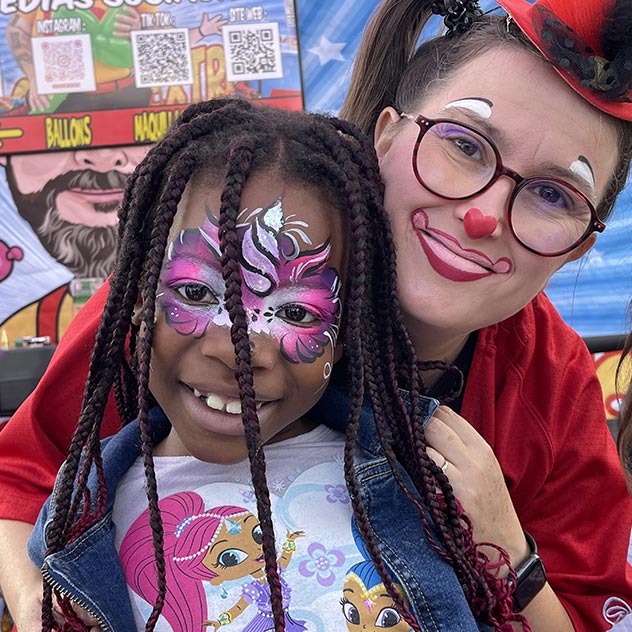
[209,538,229,554]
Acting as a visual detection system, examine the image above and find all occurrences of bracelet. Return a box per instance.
[282,539,296,552]
[218,612,232,626]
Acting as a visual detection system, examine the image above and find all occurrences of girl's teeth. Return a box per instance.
[225,400,242,415]
[206,394,224,411]
[193,388,202,398]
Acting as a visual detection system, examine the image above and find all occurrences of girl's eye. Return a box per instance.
[276,304,318,326]
[251,524,263,545]
[216,548,248,568]
[375,606,402,628]
[175,283,217,304]
[340,598,360,624]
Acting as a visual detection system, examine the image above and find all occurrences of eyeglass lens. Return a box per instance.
[415,121,593,255]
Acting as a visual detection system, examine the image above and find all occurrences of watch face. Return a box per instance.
[512,555,547,612]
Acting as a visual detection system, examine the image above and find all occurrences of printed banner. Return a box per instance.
[0,0,302,153]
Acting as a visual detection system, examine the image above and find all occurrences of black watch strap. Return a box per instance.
[510,530,547,612]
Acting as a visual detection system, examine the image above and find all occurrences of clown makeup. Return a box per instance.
[443,97,494,119]
[157,197,342,365]
[570,155,596,192]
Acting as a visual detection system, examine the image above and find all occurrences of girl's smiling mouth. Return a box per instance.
[183,382,274,415]
[412,210,513,282]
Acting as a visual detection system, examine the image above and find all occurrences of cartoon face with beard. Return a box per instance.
[3,146,150,278]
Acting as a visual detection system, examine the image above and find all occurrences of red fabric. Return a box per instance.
[0,286,629,628]
[36,285,69,343]
[462,292,632,631]
[0,279,118,522]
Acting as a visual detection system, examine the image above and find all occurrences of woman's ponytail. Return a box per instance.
[341,0,436,135]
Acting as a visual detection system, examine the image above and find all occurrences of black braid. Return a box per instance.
[217,142,286,631]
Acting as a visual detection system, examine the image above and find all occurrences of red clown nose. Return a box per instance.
[464,208,498,239]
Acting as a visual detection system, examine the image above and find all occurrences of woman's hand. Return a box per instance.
[424,406,529,569]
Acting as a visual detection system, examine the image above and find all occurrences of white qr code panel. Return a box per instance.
[31,34,96,94]
[222,22,283,82]
[131,29,193,88]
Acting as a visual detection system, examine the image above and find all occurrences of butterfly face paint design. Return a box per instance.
[158,197,341,365]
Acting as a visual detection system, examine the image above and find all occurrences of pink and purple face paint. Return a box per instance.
[157,198,341,364]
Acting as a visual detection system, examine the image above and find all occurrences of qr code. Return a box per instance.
[31,35,96,93]
[223,22,283,82]
[131,29,193,88]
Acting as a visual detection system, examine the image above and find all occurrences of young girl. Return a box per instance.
[27,99,516,631]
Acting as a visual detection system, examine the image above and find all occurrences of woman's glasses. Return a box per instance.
[402,113,605,257]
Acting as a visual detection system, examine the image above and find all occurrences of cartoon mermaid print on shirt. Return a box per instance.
[120,491,306,631]
[340,521,413,631]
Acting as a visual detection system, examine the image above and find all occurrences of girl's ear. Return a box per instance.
[333,342,344,364]
[374,107,401,161]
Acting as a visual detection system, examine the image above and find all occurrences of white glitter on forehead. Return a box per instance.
[570,158,595,191]
[444,98,493,119]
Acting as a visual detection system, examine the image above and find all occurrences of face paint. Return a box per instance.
[444,97,494,119]
[158,197,341,365]
[570,155,596,191]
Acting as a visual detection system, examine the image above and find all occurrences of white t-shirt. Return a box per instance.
[112,425,412,631]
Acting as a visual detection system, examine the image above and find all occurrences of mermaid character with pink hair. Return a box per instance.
[120,491,306,631]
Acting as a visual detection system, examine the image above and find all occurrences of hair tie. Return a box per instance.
[431,0,483,36]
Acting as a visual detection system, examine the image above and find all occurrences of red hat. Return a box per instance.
[496,0,632,121]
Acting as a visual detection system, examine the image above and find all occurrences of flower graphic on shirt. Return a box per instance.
[270,479,287,494]
[324,484,350,504]
[298,542,346,587]
[240,489,256,504]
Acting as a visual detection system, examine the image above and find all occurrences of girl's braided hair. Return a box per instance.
[43,98,522,631]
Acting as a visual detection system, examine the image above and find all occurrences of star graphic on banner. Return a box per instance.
[308,36,346,65]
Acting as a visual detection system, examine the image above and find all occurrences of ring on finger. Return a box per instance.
[440,455,449,474]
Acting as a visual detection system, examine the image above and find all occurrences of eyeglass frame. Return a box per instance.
[400,113,605,257]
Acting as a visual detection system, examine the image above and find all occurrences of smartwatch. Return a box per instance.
[510,530,547,612]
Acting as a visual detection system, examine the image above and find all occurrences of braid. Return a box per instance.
[217,141,286,631]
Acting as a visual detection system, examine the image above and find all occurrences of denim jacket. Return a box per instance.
[29,391,484,632]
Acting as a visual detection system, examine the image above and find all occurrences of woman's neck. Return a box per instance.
[406,321,472,391]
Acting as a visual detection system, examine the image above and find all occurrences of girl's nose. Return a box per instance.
[463,207,498,239]
[200,326,279,371]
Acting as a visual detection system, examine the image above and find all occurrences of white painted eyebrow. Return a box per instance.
[444,98,493,119]
[570,157,596,192]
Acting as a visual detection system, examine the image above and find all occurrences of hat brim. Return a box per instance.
[496,0,632,122]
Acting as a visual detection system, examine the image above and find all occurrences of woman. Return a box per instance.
[1,0,631,630]
[336,1,632,630]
